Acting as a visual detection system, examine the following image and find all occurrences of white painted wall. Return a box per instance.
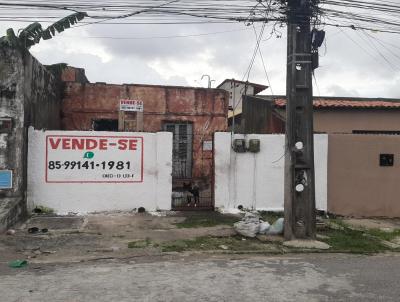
[28,128,172,214]
[214,133,328,212]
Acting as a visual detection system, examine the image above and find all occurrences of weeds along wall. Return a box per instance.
[28,129,172,213]
[214,133,328,212]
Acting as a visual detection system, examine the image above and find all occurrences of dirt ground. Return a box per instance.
[2,212,400,269]
[0,212,237,265]
[342,218,400,231]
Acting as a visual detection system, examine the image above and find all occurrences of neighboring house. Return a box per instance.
[229,94,400,218]
[234,95,400,134]
[61,67,229,209]
[216,79,268,113]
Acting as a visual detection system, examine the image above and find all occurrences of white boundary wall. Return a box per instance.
[214,133,328,211]
[28,128,172,213]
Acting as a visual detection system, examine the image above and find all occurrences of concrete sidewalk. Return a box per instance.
[2,212,400,267]
[0,211,237,264]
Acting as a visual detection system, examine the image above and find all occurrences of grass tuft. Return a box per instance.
[366,229,400,242]
[160,236,280,253]
[174,212,240,228]
[258,211,284,224]
[128,237,152,248]
[318,219,400,253]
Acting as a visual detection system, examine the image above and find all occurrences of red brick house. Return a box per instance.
[60,67,229,209]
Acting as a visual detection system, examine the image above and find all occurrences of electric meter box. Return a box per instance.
[248,139,260,153]
[233,139,246,153]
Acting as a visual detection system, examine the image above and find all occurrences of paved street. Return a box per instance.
[1,253,399,302]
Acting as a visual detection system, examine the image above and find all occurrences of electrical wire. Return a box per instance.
[358,29,399,71]
[230,21,267,112]
[3,0,400,35]
[362,31,400,65]
[60,26,255,40]
[2,0,400,89]
[253,24,274,96]
[339,28,379,63]
[71,0,179,28]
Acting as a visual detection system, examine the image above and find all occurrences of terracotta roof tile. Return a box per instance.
[274,98,400,109]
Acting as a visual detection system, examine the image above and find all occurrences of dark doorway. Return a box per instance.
[163,122,214,211]
[163,122,193,179]
[92,119,118,131]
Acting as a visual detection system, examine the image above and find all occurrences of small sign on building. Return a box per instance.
[0,170,12,189]
[203,140,213,151]
[120,99,144,112]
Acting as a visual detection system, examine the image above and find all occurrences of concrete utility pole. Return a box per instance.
[284,0,316,240]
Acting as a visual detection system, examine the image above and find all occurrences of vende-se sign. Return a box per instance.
[45,135,144,183]
[120,99,144,112]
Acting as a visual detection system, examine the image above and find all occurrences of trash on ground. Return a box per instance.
[9,260,28,268]
[27,227,49,234]
[233,212,261,238]
[258,222,271,234]
[234,212,284,237]
[266,218,284,235]
[28,227,39,234]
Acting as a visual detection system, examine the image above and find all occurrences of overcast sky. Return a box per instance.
[1,2,400,98]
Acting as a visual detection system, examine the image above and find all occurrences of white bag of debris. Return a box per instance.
[234,221,260,237]
[233,212,261,238]
[266,218,284,235]
[258,221,271,234]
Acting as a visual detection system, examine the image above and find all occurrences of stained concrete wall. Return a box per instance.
[328,134,400,217]
[0,42,61,230]
[28,129,172,214]
[214,133,328,211]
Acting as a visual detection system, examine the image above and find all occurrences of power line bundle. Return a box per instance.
[1,0,400,34]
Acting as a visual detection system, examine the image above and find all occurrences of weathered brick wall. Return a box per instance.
[62,82,228,192]
[0,42,62,230]
[60,66,88,83]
